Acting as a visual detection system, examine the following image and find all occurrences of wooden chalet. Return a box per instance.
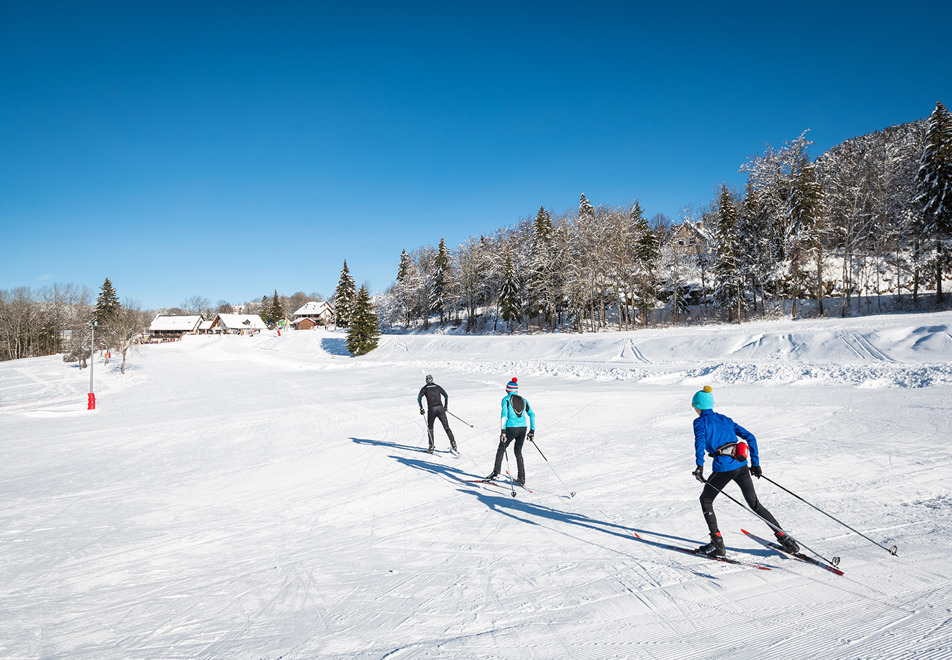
[292,301,334,328]
[148,315,204,340]
[209,313,268,335]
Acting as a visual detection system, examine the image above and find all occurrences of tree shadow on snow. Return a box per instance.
[320,337,350,356]
[350,436,705,551]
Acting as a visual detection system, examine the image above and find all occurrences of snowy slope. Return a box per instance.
[2,314,951,659]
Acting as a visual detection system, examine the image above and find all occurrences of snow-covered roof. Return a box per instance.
[198,320,213,330]
[213,314,267,330]
[293,301,333,317]
[149,315,203,332]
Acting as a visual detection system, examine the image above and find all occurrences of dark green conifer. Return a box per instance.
[334,260,357,327]
[346,285,380,356]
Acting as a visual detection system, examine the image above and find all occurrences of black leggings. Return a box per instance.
[700,466,782,536]
[493,427,526,481]
[426,407,455,445]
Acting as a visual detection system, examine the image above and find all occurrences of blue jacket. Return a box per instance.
[693,409,759,472]
[501,393,535,430]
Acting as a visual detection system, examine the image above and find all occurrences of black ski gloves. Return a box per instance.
[527,430,535,441]
[693,465,705,483]
[419,407,425,415]
[499,431,506,443]
[750,465,762,478]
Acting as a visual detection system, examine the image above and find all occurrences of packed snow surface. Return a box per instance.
[2,312,951,659]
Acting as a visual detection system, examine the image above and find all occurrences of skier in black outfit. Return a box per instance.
[418,375,457,454]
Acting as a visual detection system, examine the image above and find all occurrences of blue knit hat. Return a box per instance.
[506,378,518,392]
[692,385,714,410]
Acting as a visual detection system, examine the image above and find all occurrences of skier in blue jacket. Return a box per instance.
[485,378,535,485]
[691,386,799,557]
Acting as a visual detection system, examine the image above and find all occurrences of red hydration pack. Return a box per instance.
[715,441,749,462]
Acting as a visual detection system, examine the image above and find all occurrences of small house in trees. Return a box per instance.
[292,301,334,327]
[148,315,204,340]
[669,222,709,258]
[292,317,320,331]
[209,313,268,335]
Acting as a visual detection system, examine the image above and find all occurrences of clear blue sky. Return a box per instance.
[2,1,950,310]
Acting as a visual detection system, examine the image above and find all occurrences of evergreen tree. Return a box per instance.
[334,260,357,327]
[257,294,271,325]
[346,285,380,356]
[712,186,745,322]
[633,210,660,326]
[432,237,450,326]
[394,249,416,327]
[916,100,952,303]
[579,193,595,219]
[499,251,521,332]
[268,290,285,326]
[527,207,555,328]
[788,155,827,316]
[94,278,120,326]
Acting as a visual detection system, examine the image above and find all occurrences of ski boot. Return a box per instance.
[775,531,800,554]
[427,445,435,454]
[484,471,499,481]
[451,442,459,453]
[697,532,726,557]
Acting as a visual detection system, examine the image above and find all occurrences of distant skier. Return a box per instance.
[418,375,457,454]
[485,378,535,485]
[690,386,799,557]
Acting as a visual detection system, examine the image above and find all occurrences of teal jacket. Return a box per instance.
[500,393,535,430]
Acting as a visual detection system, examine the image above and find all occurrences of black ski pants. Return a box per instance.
[700,465,782,536]
[426,406,455,447]
[493,427,526,481]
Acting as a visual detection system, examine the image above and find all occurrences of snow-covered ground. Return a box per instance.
[2,313,951,659]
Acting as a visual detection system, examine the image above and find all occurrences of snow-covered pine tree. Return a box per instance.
[527,206,556,330]
[499,251,521,333]
[633,209,660,326]
[712,186,745,322]
[394,249,417,327]
[334,260,357,327]
[346,285,380,356]
[788,154,827,316]
[432,238,450,327]
[915,100,952,303]
[738,182,771,316]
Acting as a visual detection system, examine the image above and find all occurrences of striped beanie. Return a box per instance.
[506,378,518,392]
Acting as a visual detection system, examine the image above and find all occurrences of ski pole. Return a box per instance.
[701,477,841,567]
[530,437,576,498]
[503,446,517,497]
[761,474,898,556]
[446,410,474,427]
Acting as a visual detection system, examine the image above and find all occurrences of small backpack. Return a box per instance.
[510,394,526,417]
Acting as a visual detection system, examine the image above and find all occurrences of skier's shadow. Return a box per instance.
[350,436,702,550]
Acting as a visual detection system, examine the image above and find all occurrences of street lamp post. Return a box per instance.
[88,320,98,410]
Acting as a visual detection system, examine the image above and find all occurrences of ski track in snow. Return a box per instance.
[2,312,952,658]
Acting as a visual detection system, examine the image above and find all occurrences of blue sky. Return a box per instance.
[2,1,950,310]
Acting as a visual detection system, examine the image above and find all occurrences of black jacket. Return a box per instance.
[418,383,448,409]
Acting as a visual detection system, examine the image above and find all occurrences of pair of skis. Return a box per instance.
[638,530,843,575]
[458,476,532,497]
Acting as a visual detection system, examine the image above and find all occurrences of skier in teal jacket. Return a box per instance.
[691,386,799,557]
[485,378,535,485]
